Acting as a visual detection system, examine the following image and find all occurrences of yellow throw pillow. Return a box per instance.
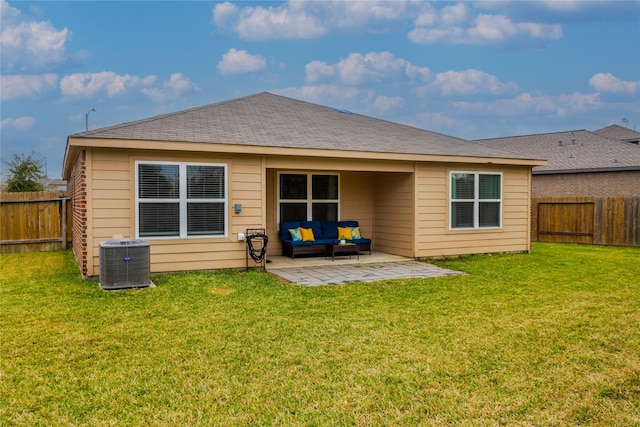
[350,227,361,239]
[300,227,315,241]
[337,226,353,240]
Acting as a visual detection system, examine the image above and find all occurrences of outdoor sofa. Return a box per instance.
[279,220,372,259]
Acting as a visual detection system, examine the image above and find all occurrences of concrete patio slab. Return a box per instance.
[267,259,464,286]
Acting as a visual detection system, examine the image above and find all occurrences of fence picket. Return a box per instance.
[0,191,71,253]
[532,196,640,247]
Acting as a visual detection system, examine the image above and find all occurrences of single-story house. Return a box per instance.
[63,92,545,277]
[475,129,640,198]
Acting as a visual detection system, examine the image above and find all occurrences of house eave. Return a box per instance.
[64,136,547,169]
[62,138,80,180]
[533,165,640,175]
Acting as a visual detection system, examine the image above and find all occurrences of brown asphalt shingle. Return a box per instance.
[71,92,540,161]
[475,129,640,173]
[594,124,640,143]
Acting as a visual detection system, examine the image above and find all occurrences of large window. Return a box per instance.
[278,172,338,222]
[450,171,502,229]
[136,161,227,238]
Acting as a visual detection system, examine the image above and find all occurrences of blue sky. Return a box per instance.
[1,0,639,179]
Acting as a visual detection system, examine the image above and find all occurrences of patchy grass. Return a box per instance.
[1,243,639,426]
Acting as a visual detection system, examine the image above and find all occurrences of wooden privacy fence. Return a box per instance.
[1,191,71,253]
[532,196,640,247]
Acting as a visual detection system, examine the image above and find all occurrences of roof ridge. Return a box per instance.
[474,129,588,142]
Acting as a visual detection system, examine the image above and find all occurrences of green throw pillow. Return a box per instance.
[289,227,302,242]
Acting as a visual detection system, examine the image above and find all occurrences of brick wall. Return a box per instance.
[69,150,88,277]
[533,170,640,198]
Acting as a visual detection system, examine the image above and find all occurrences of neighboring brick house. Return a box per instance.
[475,129,640,197]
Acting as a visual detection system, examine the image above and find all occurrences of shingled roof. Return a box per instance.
[594,124,640,144]
[475,129,640,174]
[70,92,539,161]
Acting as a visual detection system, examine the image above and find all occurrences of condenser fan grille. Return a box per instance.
[99,239,151,290]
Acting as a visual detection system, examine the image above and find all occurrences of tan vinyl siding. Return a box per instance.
[230,157,265,241]
[88,150,130,275]
[415,163,531,257]
[76,145,534,276]
[265,169,279,257]
[373,172,414,257]
[84,149,264,276]
[339,171,375,241]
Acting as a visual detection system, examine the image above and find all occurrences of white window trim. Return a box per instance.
[135,160,228,239]
[449,171,503,230]
[276,171,340,225]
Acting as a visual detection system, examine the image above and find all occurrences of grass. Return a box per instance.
[1,243,639,426]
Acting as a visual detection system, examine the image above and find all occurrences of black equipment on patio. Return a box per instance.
[246,228,268,271]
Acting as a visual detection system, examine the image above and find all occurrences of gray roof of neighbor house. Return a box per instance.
[69,92,540,161]
[475,129,640,174]
[594,124,640,144]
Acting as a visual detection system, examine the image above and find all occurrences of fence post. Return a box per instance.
[60,194,68,250]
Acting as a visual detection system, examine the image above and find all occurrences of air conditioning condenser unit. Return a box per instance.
[99,239,151,290]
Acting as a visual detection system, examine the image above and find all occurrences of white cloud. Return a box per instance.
[141,73,200,103]
[214,2,325,40]
[305,61,337,83]
[217,48,266,75]
[213,2,239,31]
[305,51,430,86]
[276,85,406,118]
[212,1,416,40]
[59,71,198,103]
[408,11,562,45]
[1,116,36,130]
[589,73,639,94]
[452,92,600,117]
[371,95,405,115]
[59,71,156,98]
[213,1,565,47]
[0,0,74,71]
[440,3,469,26]
[0,73,58,100]
[523,1,586,13]
[554,92,601,116]
[416,69,518,97]
[474,14,562,41]
[414,6,438,27]
[319,1,414,32]
[1,0,20,20]
[276,84,376,108]
[417,111,457,130]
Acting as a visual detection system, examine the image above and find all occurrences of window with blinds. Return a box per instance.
[278,172,339,222]
[450,172,501,229]
[136,162,227,238]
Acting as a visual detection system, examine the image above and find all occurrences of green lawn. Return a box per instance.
[1,243,639,426]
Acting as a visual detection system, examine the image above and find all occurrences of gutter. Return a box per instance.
[533,166,640,175]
